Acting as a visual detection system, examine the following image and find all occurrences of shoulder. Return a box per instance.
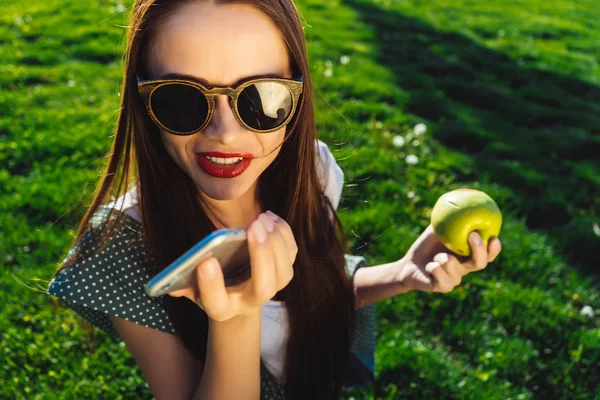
[315,139,344,211]
[315,139,343,181]
[47,206,175,339]
[344,254,368,279]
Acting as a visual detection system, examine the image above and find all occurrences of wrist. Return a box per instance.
[210,310,261,329]
[352,257,413,308]
[394,256,415,292]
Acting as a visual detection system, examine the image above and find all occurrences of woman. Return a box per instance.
[47,0,502,399]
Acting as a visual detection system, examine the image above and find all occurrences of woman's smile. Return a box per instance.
[146,1,290,208]
[195,152,254,178]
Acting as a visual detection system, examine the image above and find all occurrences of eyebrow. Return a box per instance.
[158,72,286,87]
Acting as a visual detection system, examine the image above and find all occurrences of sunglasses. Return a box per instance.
[137,74,303,135]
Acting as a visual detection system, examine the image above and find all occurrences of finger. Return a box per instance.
[468,232,488,270]
[195,256,230,320]
[264,219,295,291]
[246,217,277,307]
[167,287,196,301]
[425,261,455,293]
[434,253,462,286]
[266,210,298,264]
[259,212,277,235]
[258,213,285,291]
[488,238,502,263]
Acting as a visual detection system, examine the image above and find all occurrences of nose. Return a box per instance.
[201,95,247,145]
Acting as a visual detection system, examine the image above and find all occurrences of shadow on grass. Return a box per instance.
[345,0,600,280]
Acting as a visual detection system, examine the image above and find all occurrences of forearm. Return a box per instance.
[353,257,412,309]
[192,312,262,400]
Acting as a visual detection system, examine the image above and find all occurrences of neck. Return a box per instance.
[198,188,263,230]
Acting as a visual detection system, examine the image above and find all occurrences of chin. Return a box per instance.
[198,187,242,201]
[178,155,262,201]
[195,178,255,201]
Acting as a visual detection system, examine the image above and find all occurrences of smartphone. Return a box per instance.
[145,229,251,297]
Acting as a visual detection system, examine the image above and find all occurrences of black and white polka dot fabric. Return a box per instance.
[48,207,176,339]
[47,206,375,398]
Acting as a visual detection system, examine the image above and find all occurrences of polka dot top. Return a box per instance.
[47,207,375,399]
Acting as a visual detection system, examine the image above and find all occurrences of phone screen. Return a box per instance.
[145,229,250,297]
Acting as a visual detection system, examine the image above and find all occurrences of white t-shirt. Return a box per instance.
[106,139,344,382]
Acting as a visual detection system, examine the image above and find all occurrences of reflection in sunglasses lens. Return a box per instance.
[237,82,292,130]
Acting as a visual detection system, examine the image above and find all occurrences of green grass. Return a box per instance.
[2,0,599,398]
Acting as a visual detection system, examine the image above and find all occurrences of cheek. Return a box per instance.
[159,130,187,162]
[159,133,174,157]
[260,127,286,156]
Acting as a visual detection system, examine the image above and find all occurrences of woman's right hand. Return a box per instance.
[168,210,297,321]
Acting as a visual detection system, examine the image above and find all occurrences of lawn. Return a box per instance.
[1,0,599,398]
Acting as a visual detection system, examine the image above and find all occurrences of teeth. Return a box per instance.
[204,156,244,165]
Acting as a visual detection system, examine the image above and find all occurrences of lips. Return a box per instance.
[195,151,254,178]
[199,151,255,159]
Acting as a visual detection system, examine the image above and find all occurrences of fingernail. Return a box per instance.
[253,220,268,243]
[262,213,275,233]
[470,232,482,245]
[266,210,282,222]
[435,253,449,264]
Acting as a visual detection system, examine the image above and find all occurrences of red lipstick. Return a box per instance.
[195,151,254,178]
[200,152,254,158]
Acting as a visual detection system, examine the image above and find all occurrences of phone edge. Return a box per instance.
[144,229,247,297]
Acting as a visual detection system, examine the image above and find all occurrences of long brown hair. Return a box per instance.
[53,0,356,398]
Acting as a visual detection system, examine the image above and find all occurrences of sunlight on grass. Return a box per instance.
[2,0,599,398]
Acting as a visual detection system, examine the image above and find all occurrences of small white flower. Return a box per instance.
[414,123,427,136]
[580,305,594,318]
[324,68,333,77]
[67,80,76,87]
[340,55,351,65]
[115,3,126,12]
[405,154,419,165]
[407,191,416,199]
[392,135,405,148]
[593,223,600,237]
[325,60,333,68]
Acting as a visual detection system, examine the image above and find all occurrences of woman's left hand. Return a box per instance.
[399,224,502,293]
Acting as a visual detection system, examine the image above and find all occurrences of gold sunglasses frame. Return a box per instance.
[137,75,304,135]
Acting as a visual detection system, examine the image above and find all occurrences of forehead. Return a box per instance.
[145,2,291,86]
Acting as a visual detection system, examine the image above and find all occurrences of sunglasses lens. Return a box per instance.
[150,83,208,133]
[237,82,293,131]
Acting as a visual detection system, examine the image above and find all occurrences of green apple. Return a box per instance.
[430,189,502,257]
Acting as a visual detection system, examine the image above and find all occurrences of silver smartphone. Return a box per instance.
[145,229,251,297]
